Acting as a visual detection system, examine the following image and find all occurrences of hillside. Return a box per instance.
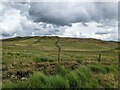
[1,36,119,88]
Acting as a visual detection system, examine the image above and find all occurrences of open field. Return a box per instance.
[1,36,119,88]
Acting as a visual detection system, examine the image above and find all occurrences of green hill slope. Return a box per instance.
[1,36,119,88]
[2,36,118,63]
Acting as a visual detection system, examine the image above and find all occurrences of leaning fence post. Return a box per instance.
[55,37,61,64]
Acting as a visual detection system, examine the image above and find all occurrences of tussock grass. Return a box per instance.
[3,65,100,88]
[87,64,107,74]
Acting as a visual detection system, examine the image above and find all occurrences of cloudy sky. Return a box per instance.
[0,0,118,41]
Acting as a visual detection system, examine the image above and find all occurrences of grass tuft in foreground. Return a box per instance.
[3,65,100,88]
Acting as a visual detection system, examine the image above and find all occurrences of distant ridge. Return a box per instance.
[1,36,118,43]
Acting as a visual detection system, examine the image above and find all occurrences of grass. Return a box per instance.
[87,64,107,74]
[33,57,49,62]
[87,64,118,74]
[2,64,118,88]
[3,65,100,88]
[2,36,118,88]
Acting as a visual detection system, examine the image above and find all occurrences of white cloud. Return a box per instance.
[0,8,22,36]
[61,22,118,41]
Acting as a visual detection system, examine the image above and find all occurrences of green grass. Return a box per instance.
[3,65,100,88]
[2,36,118,88]
[2,36,118,65]
[87,64,107,74]
[3,64,118,88]
[33,57,49,62]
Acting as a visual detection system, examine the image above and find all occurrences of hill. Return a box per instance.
[1,36,118,88]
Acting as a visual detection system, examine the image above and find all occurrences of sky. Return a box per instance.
[0,0,119,41]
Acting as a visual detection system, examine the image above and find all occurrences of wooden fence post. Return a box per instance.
[55,37,61,64]
[58,47,61,64]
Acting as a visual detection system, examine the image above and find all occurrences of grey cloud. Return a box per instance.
[2,33,12,37]
[94,2,117,20]
[29,2,91,26]
[95,31,111,35]
[29,2,117,26]
[97,24,104,28]
[81,22,88,27]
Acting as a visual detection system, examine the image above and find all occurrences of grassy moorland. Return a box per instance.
[1,36,119,88]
